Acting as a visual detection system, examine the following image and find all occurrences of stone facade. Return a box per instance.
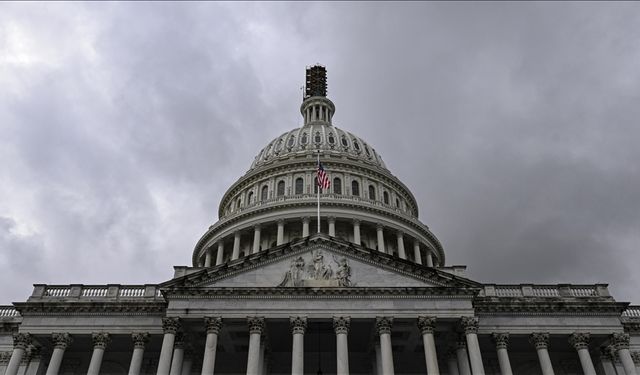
[1,66,639,375]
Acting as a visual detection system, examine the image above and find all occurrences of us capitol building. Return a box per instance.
[1,66,639,375]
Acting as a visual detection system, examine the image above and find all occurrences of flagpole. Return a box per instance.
[317,150,320,233]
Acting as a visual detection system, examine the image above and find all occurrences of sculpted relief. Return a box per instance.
[278,250,352,287]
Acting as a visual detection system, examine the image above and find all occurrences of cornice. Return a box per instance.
[474,298,628,315]
[13,302,167,316]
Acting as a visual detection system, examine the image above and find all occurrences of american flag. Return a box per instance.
[316,162,331,189]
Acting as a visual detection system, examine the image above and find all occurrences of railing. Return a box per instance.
[30,284,164,301]
[622,306,640,318]
[481,284,609,298]
[0,305,20,317]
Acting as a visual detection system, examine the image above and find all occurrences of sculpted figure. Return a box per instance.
[333,255,352,286]
[278,256,306,287]
[310,250,333,280]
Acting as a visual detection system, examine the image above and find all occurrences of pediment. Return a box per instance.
[161,235,481,290]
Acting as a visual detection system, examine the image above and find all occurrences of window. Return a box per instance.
[295,178,304,195]
[333,177,342,195]
[261,185,268,201]
[301,133,308,144]
[395,198,400,208]
[328,133,335,144]
[287,135,295,148]
[341,136,348,147]
[247,191,254,204]
[364,145,371,157]
[353,140,361,151]
[314,132,322,144]
[277,180,285,197]
[352,180,360,196]
[383,191,389,205]
[368,185,376,200]
[237,197,242,210]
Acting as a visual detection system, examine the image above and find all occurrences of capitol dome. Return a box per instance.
[193,66,444,269]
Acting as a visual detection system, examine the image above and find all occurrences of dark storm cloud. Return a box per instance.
[1,2,639,303]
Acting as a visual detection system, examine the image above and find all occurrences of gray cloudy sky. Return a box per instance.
[1,2,640,304]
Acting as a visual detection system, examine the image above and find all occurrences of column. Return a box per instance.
[157,318,181,375]
[277,220,285,245]
[461,317,484,375]
[426,250,434,267]
[302,217,310,238]
[612,332,638,375]
[529,332,555,375]
[201,317,222,375]
[169,333,185,375]
[258,337,266,375]
[396,231,406,259]
[290,317,307,375]
[45,333,72,375]
[376,225,386,253]
[352,220,361,245]
[376,317,394,375]
[569,332,596,375]
[456,336,472,375]
[215,242,224,266]
[204,248,212,267]
[328,217,336,237]
[128,332,149,375]
[4,333,31,375]
[253,225,261,254]
[333,317,350,375]
[246,317,265,375]
[181,352,193,375]
[232,232,241,260]
[87,332,110,375]
[447,349,460,375]
[25,346,44,375]
[374,343,383,375]
[417,316,439,374]
[599,346,618,375]
[491,333,513,375]
[413,241,422,265]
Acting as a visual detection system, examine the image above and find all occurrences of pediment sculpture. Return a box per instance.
[278,250,353,287]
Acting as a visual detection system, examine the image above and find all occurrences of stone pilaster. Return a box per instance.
[376,317,394,375]
[202,317,223,375]
[417,316,439,375]
[492,333,512,375]
[333,317,350,375]
[530,332,554,375]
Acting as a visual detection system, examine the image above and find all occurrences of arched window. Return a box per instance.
[295,177,304,195]
[383,191,390,205]
[261,185,268,201]
[328,133,335,145]
[247,191,254,204]
[301,133,308,144]
[368,185,376,200]
[333,177,342,195]
[287,135,295,148]
[353,140,361,152]
[395,198,400,208]
[277,180,285,197]
[341,136,348,147]
[351,180,360,196]
[314,132,322,144]
[237,197,242,210]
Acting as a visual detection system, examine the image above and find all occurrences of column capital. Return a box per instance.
[456,333,467,349]
[277,219,285,225]
[611,332,630,350]
[302,216,310,224]
[460,317,479,334]
[247,317,265,335]
[529,332,550,350]
[328,216,336,223]
[204,317,223,334]
[12,333,31,350]
[417,316,436,334]
[174,332,186,349]
[333,316,350,335]
[630,351,640,365]
[375,317,393,335]
[132,332,150,349]
[0,351,12,363]
[492,333,509,350]
[569,332,590,351]
[600,345,616,360]
[51,332,73,349]
[91,332,110,349]
[290,316,307,334]
[352,218,360,225]
[162,317,181,334]
[376,223,384,231]
[396,230,404,237]
[253,224,261,231]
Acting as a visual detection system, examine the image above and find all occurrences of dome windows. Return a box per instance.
[277,181,285,197]
[287,135,296,148]
[261,185,269,201]
[353,139,361,152]
[333,177,342,195]
[328,133,335,145]
[383,191,390,205]
[247,191,254,204]
[301,133,308,145]
[368,185,376,200]
[351,180,360,196]
[341,136,348,147]
[314,132,322,144]
[295,177,304,195]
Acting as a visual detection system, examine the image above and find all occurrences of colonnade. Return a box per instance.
[5,319,639,375]
[201,217,438,268]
